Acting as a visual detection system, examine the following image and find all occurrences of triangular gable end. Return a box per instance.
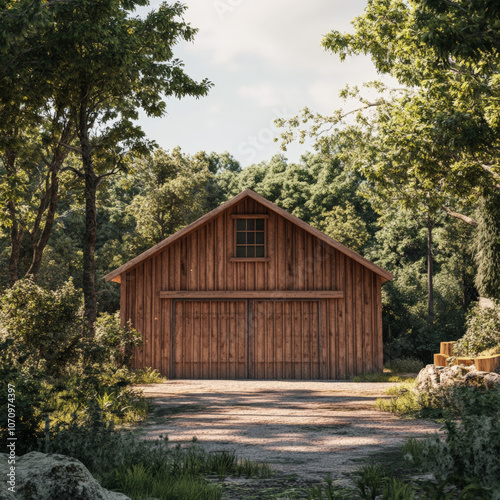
[104,189,394,283]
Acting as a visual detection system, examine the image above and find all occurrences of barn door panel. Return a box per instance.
[173,300,246,379]
[249,300,320,380]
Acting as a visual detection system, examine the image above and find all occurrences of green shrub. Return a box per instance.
[0,278,83,376]
[95,312,142,368]
[453,301,500,357]
[377,382,500,420]
[403,389,500,496]
[382,477,415,500]
[307,475,352,499]
[385,358,424,374]
[0,343,51,454]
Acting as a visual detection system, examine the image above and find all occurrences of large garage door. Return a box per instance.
[250,301,320,379]
[173,301,247,379]
[172,300,320,379]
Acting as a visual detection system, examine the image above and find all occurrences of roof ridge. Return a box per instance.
[104,189,393,283]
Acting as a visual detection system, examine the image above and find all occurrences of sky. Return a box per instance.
[137,1,379,167]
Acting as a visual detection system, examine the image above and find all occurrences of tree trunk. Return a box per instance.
[4,148,22,286]
[78,93,98,335]
[427,214,434,325]
[25,125,72,278]
[7,201,23,286]
[25,170,60,277]
[82,164,98,334]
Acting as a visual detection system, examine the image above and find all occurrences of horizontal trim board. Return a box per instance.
[160,291,344,299]
[229,257,271,263]
[230,214,269,219]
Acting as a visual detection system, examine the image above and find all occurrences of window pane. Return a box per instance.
[236,219,245,231]
[247,232,255,244]
[256,231,264,244]
[236,232,246,244]
[236,246,246,257]
[247,219,254,230]
[256,219,265,230]
[247,246,255,257]
[256,246,265,257]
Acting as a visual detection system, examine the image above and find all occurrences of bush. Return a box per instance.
[377,381,500,420]
[0,278,83,376]
[453,300,500,357]
[0,342,51,454]
[95,312,142,368]
[385,358,424,374]
[0,280,149,449]
[403,390,500,496]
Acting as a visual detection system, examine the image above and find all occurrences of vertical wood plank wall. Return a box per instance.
[122,197,384,379]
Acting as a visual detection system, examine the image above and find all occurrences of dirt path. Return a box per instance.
[137,380,441,484]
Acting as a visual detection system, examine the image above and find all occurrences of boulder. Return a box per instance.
[415,364,500,392]
[0,452,130,500]
[415,364,446,392]
[440,364,476,388]
[484,372,500,389]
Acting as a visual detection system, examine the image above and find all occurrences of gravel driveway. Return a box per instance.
[137,380,441,483]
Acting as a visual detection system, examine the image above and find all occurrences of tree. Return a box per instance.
[474,192,500,300]
[320,202,369,253]
[38,0,211,331]
[128,148,213,246]
[277,0,500,305]
[0,1,80,285]
[279,0,499,208]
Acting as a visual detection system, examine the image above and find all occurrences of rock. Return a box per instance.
[0,452,130,500]
[415,364,500,392]
[484,372,500,389]
[415,364,446,392]
[440,364,476,388]
[463,370,489,386]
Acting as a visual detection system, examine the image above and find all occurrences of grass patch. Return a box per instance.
[352,372,414,383]
[130,367,167,384]
[50,405,272,499]
[109,463,222,499]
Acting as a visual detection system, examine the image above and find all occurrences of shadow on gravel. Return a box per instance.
[138,381,441,480]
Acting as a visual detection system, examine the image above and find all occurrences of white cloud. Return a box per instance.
[238,83,299,108]
[136,1,384,167]
[177,0,365,72]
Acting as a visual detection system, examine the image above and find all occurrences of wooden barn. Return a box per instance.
[105,189,393,379]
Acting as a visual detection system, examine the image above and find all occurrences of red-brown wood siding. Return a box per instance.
[122,198,384,379]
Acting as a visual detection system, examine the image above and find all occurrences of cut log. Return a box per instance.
[434,353,448,367]
[454,357,475,367]
[475,355,500,372]
[440,342,455,356]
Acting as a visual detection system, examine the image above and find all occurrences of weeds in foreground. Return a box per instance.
[109,463,222,500]
[129,367,167,384]
[307,475,351,499]
[50,405,271,499]
[352,463,388,500]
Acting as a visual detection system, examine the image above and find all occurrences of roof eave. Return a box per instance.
[105,189,394,283]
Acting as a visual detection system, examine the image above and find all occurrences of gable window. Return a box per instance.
[234,216,267,259]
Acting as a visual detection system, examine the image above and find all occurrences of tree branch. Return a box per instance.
[443,206,478,228]
[61,166,84,178]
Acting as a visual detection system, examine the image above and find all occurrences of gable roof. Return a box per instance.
[105,189,394,283]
